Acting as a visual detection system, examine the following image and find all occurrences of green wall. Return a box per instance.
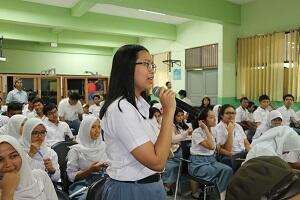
[139,20,223,94]
[0,46,112,76]
[240,0,300,37]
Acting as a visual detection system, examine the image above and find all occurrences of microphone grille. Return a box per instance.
[152,86,160,97]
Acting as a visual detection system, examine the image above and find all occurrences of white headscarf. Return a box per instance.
[20,118,50,161]
[71,115,107,163]
[0,135,44,199]
[7,114,27,140]
[213,104,221,124]
[246,126,300,162]
[253,110,283,140]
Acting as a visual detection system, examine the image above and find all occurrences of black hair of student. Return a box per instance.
[32,97,43,105]
[165,81,171,87]
[200,96,211,108]
[149,107,161,119]
[7,101,23,113]
[192,107,212,129]
[43,103,57,116]
[174,108,189,130]
[248,101,255,108]
[219,104,235,120]
[28,93,37,102]
[149,100,159,107]
[240,97,249,103]
[178,90,187,97]
[258,94,270,102]
[283,94,294,101]
[100,44,149,119]
[69,92,80,101]
[93,94,101,100]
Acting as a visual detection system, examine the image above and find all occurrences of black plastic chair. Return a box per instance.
[55,188,70,200]
[86,176,108,200]
[51,141,77,192]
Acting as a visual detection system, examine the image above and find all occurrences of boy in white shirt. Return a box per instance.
[277,94,300,134]
[253,94,270,126]
[89,94,102,117]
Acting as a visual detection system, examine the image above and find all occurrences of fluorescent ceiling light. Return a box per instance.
[138,9,166,15]
[50,42,58,48]
[0,57,6,62]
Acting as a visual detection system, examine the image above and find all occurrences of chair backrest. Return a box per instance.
[51,140,77,170]
[55,188,70,200]
[86,177,107,200]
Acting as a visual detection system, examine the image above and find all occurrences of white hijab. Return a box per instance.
[0,135,44,199]
[7,114,27,140]
[253,110,283,140]
[213,104,221,124]
[71,115,107,163]
[20,118,50,161]
[246,126,300,162]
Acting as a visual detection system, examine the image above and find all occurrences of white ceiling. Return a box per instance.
[225,0,256,4]
[23,0,80,8]
[89,4,191,24]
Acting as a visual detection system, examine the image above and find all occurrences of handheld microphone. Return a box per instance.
[152,86,201,118]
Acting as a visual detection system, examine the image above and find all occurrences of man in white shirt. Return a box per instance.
[89,94,102,117]
[178,90,192,105]
[27,97,47,121]
[6,79,28,104]
[43,103,74,147]
[253,94,270,126]
[235,97,257,142]
[277,94,300,134]
[58,92,83,135]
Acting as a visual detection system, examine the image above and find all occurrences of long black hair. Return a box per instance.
[192,107,211,129]
[100,44,148,119]
[174,108,189,130]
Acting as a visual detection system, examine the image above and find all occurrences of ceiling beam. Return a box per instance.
[0,22,138,48]
[0,0,176,40]
[72,0,99,17]
[97,0,241,25]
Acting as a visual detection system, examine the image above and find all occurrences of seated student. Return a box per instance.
[22,93,37,118]
[188,108,233,200]
[89,95,102,117]
[235,97,257,142]
[0,135,58,200]
[82,104,90,119]
[252,110,283,140]
[245,126,300,163]
[43,103,75,147]
[148,107,162,134]
[20,118,60,182]
[253,94,270,126]
[215,104,251,171]
[28,98,47,121]
[199,96,211,111]
[5,114,27,139]
[277,94,300,134]
[0,102,23,135]
[163,108,193,195]
[178,90,192,105]
[67,115,108,200]
[247,101,257,123]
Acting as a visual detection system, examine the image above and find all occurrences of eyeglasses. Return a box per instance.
[32,130,47,137]
[136,62,157,72]
[224,112,236,115]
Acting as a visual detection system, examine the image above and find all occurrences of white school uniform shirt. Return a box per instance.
[67,115,108,182]
[171,125,189,153]
[215,121,246,154]
[235,106,250,123]
[44,119,74,147]
[22,104,35,118]
[0,124,8,135]
[253,107,269,124]
[89,104,102,117]
[58,98,83,121]
[283,151,300,163]
[277,106,299,126]
[101,96,158,181]
[190,127,216,156]
[182,97,192,105]
[0,115,9,128]
[27,112,48,122]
